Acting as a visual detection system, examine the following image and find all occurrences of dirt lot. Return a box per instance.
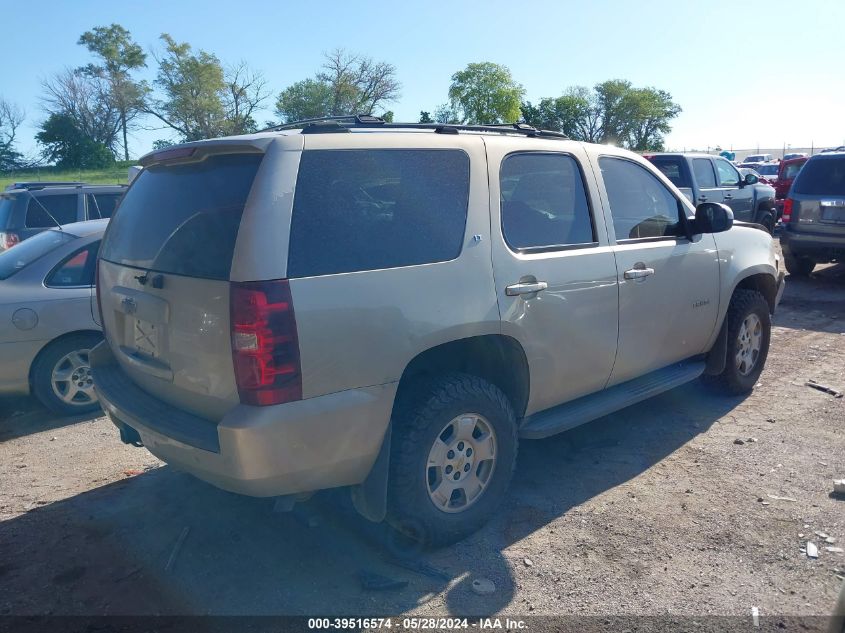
[1,262,843,624]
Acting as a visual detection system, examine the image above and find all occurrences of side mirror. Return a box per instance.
[744,173,758,185]
[691,202,734,234]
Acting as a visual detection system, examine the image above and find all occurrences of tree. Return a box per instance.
[0,98,25,169]
[274,49,400,123]
[624,88,682,151]
[148,35,270,141]
[223,61,272,135]
[41,68,121,153]
[36,113,114,168]
[448,62,524,124]
[418,111,433,124]
[433,103,460,124]
[78,24,148,161]
[523,80,680,150]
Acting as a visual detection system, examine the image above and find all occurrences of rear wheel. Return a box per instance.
[705,290,771,395]
[784,252,815,276]
[387,373,518,548]
[31,333,103,416]
[757,211,775,234]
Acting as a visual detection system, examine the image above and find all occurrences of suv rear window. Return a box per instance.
[100,153,263,280]
[792,157,845,196]
[287,149,470,278]
[0,195,16,228]
[649,157,689,188]
[0,229,76,280]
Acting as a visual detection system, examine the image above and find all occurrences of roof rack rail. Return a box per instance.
[5,181,85,191]
[260,114,569,140]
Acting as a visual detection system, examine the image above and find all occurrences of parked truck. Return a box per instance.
[646,153,778,233]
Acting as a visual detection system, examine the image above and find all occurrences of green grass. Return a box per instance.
[0,162,137,190]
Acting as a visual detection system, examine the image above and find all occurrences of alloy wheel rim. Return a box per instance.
[51,349,97,406]
[735,314,763,376]
[426,413,497,513]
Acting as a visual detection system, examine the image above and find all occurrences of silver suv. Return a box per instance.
[91,118,784,546]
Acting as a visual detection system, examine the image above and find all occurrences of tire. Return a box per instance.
[757,210,775,234]
[387,373,518,548]
[30,333,103,416]
[705,289,771,395]
[784,252,815,276]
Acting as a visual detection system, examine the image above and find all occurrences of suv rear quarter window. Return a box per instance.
[26,194,79,227]
[100,153,263,280]
[287,149,470,278]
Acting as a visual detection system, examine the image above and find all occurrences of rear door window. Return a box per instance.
[87,193,122,218]
[649,157,689,188]
[500,152,595,250]
[793,158,845,196]
[100,153,263,280]
[287,149,470,278]
[25,194,79,227]
[692,159,717,188]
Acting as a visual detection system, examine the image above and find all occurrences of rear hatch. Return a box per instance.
[98,150,264,421]
[788,155,845,235]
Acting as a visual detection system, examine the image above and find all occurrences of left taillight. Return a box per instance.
[230,279,302,406]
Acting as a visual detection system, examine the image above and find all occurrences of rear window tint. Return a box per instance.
[87,193,122,219]
[0,229,76,280]
[288,149,470,278]
[0,195,16,228]
[793,158,845,196]
[26,194,78,227]
[100,153,263,280]
[650,158,689,188]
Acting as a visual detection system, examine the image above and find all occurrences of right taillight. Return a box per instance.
[95,259,103,323]
[782,198,794,223]
[230,279,302,406]
[0,231,20,249]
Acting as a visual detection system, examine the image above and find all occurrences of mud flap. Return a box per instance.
[350,424,391,522]
[704,318,728,375]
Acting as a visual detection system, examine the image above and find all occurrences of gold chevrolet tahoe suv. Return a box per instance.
[91,116,784,546]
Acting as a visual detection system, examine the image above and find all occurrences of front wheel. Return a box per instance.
[705,290,771,395]
[387,374,518,548]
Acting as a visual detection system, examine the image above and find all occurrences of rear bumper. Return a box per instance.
[91,342,396,497]
[781,227,845,258]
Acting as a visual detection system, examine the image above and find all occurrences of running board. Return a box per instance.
[519,360,706,439]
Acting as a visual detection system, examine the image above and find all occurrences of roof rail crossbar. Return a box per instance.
[260,114,569,140]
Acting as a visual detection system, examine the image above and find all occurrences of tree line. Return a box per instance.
[0,24,682,170]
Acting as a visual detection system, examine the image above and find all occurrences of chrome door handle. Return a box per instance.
[697,195,707,202]
[623,267,655,280]
[724,194,733,200]
[506,281,548,296]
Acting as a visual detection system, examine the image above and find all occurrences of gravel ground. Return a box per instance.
[0,261,843,623]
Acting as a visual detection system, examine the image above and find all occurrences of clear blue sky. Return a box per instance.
[2,0,843,159]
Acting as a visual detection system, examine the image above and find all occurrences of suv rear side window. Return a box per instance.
[26,194,78,227]
[87,193,122,218]
[649,157,689,188]
[288,149,470,277]
[793,158,845,196]
[100,153,263,280]
[599,157,683,241]
[500,152,594,250]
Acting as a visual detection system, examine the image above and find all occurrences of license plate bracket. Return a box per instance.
[133,318,159,357]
